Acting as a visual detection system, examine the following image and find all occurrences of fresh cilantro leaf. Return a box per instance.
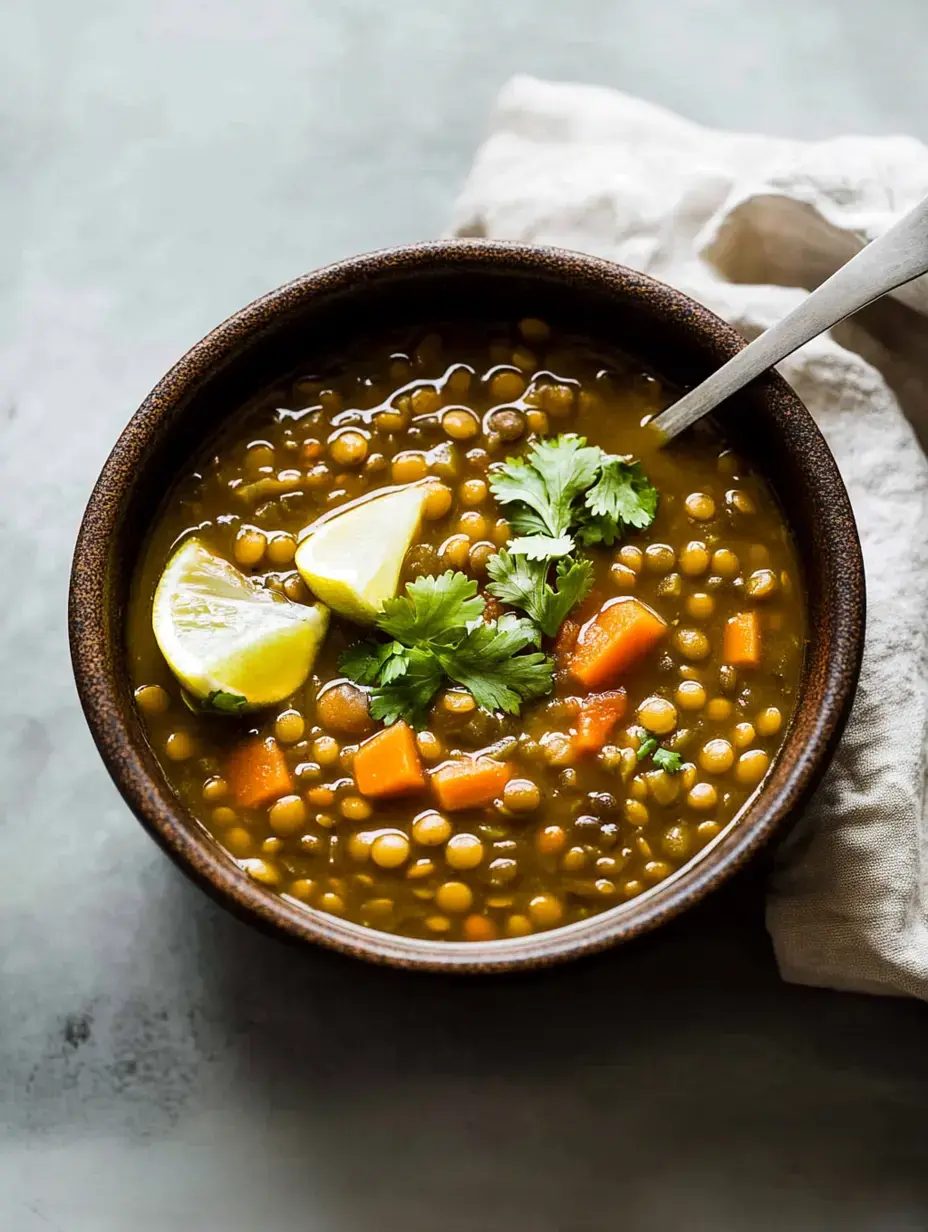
[379,651,410,685]
[439,613,554,713]
[488,455,557,533]
[367,647,445,729]
[488,437,658,636]
[578,457,659,546]
[339,640,404,686]
[652,747,683,773]
[204,689,248,715]
[485,552,544,623]
[486,551,593,638]
[507,534,575,560]
[632,727,683,772]
[455,651,554,715]
[378,571,484,647]
[528,435,602,530]
[546,558,595,634]
[507,504,553,539]
[339,572,556,728]
[636,735,659,761]
[573,514,612,548]
[489,434,601,538]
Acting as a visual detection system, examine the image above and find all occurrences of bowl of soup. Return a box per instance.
[69,242,864,971]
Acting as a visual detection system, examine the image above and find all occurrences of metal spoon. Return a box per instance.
[651,193,928,442]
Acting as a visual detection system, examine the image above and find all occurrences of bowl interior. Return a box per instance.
[70,242,865,971]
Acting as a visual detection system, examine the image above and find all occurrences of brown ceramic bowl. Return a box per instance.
[69,241,865,972]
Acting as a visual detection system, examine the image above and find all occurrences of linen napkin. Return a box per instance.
[451,76,928,999]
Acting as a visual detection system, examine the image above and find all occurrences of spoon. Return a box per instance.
[651,193,928,442]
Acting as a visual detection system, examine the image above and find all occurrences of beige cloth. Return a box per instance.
[451,76,928,998]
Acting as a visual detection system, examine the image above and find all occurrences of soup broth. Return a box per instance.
[128,318,804,941]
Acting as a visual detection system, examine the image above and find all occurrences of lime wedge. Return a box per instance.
[152,539,329,711]
[295,484,429,623]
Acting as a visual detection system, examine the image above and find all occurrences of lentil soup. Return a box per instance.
[128,318,805,942]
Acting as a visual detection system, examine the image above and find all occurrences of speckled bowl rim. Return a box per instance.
[69,240,865,973]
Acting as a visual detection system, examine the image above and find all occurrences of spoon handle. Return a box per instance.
[652,193,928,442]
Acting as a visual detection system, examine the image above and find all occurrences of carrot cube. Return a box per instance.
[227,736,293,809]
[431,757,514,812]
[353,721,426,798]
[572,689,628,755]
[570,597,668,690]
[723,611,762,667]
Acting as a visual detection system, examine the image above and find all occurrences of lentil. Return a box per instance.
[242,858,280,886]
[506,913,533,937]
[735,749,770,786]
[502,778,541,814]
[446,833,485,870]
[233,527,266,567]
[268,795,307,836]
[685,492,716,521]
[371,832,411,869]
[528,893,564,929]
[165,731,195,762]
[637,696,677,735]
[202,775,228,803]
[274,709,305,744]
[732,722,756,749]
[699,739,736,775]
[436,881,474,913]
[489,369,526,402]
[756,706,783,737]
[135,684,170,715]
[687,782,717,811]
[686,592,715,620]
[442,409,480,441]
[676,680,707,711]
[412,811,452,846]
[391,451,429,483]
[423,483,453,520]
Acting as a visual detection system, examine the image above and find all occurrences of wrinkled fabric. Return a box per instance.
[452,76,928,998]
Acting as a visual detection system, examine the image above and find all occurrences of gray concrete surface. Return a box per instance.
[3,1,928,1228]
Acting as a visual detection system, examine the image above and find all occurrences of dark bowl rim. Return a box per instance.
[69,239,866,973]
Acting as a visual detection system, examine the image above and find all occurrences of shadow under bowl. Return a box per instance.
[69,241,865,972]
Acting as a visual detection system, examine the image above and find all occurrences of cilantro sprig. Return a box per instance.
[338,572,554,728]
[485,553,593,639]
[578,457,659,546]
[339,437,658,724]
[490,434,602,539]
[634,728,683,774]
[486,434,659,635]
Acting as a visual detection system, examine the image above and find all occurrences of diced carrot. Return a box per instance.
[573,689,628,754]
[723,610,762,667]
[570,597,668,690]
[353,720,426,798]
[227,736,293,809]
[431,757,515,812]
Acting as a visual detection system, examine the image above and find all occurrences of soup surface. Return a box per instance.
[128,319,805,942]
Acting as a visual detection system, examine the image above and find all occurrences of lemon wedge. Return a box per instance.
[152,539,329,712]
[295,484,429,623]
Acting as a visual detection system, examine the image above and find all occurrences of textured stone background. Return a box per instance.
[3,1,928,1228]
